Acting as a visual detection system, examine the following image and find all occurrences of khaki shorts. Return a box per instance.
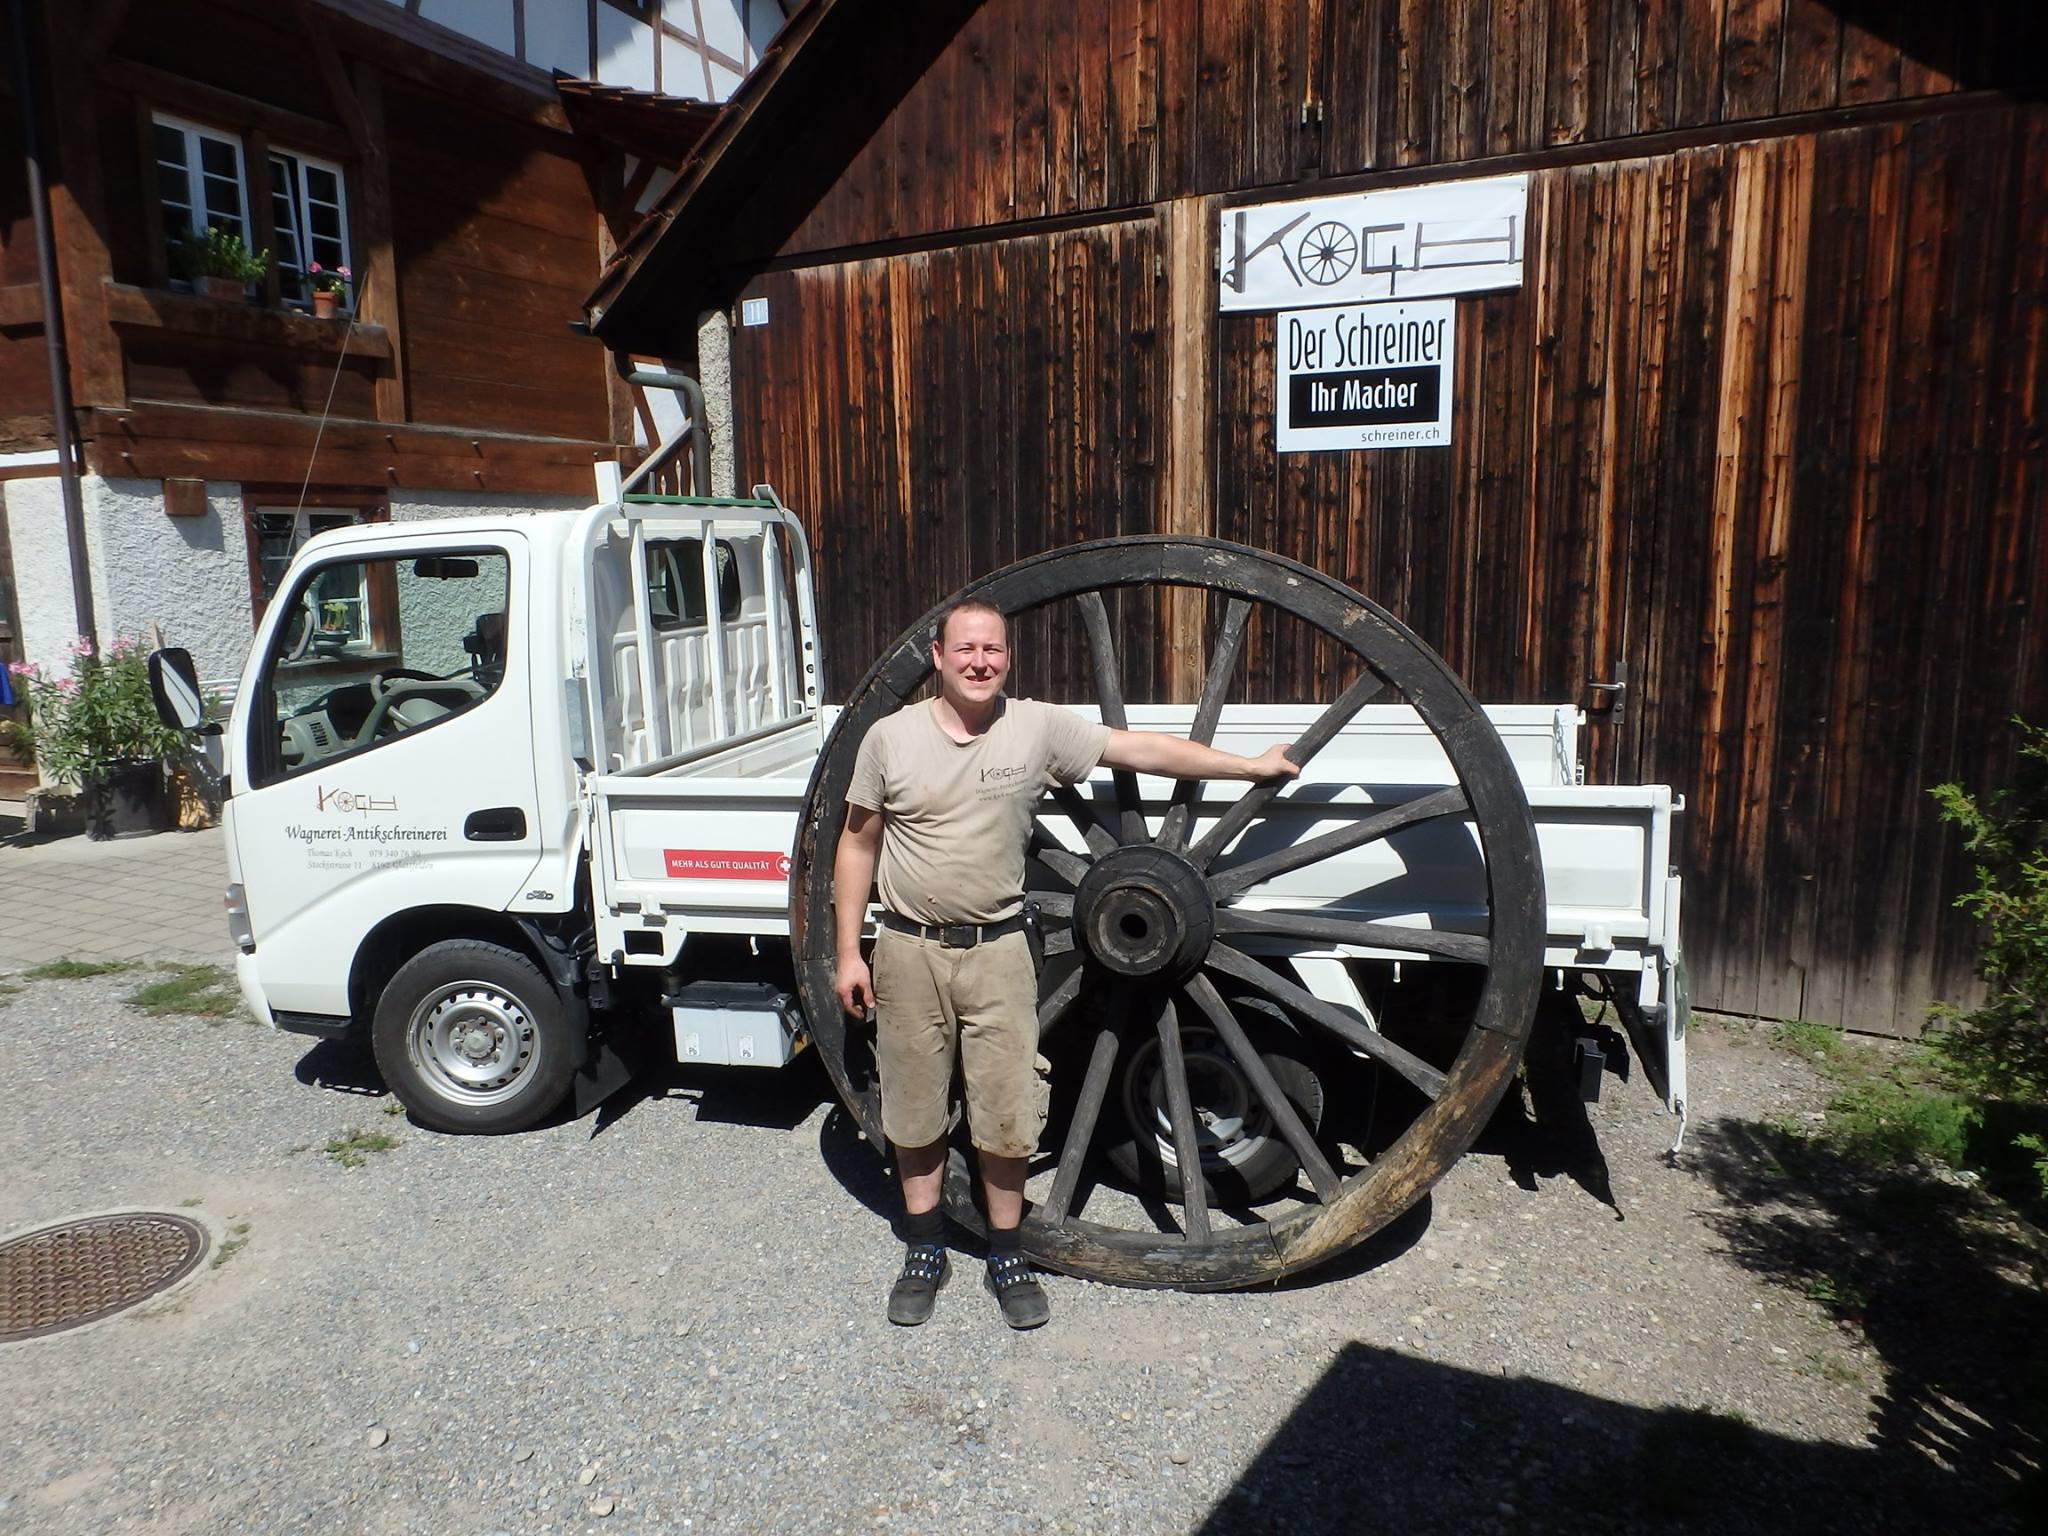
[872,926,1049,1160]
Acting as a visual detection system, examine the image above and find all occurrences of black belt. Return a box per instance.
[876,910,1028,949]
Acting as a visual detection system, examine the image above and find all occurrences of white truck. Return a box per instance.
[151,488,1686,1288]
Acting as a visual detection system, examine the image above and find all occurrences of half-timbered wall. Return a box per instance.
[720,1,2046,1035]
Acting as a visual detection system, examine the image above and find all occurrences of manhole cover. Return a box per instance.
[0,1212,209,1342]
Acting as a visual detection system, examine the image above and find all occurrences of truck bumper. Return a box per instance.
[236,950,274,1027]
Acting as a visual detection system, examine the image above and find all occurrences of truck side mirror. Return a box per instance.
[148,647,207,731]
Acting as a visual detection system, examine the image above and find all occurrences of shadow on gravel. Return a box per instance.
[593,1045,836,1136]
[818,1102,900,1221]
[1687,1118,2046,1533]
[293,1039,384,1097]
[1194,1339,2011,1536]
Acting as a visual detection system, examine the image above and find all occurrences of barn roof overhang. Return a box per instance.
[555,78,722,165]
[579,0,983,354]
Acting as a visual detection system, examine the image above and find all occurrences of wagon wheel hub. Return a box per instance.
[1072,846,1213,982]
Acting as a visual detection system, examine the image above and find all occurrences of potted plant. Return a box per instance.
[308,261,352,319]
[3,636,190,839]
[177,225,268,301]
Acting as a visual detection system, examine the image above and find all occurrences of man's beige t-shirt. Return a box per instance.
[847,697,1110,925]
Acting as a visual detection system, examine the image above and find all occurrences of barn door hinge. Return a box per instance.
[1589,662,1627,721]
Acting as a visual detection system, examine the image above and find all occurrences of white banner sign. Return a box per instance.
[1220,173,1526,312]
[1277,300,1455,452]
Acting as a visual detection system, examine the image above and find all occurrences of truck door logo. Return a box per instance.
[317,785,397,814]
[664,849,791,880]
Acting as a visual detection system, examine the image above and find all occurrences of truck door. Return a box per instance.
[229,534,542,1017]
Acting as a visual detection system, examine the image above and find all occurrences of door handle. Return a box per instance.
[464,807,527,842]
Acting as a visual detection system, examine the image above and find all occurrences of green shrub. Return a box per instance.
[1823,1078,1977,1168]
[1931,719,2048,1194]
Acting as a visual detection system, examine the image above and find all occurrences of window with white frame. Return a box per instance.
[151,111,354,310]
[268,150,352,310]
[250,506,372,629]
[152,113,250,266]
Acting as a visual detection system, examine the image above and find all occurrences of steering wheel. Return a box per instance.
[373,666,441,699]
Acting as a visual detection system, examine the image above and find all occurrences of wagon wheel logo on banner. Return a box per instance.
[1298,221,1359,286]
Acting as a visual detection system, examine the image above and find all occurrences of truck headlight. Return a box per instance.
[224,883,254,952]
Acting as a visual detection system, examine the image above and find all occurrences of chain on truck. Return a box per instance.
[150,439,1687,1291]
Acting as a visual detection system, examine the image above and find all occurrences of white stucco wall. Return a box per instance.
[388,489,585,524]
[696,310,738,498]
[1,476,85,676]
[88,476,256,685]
[4,476,588,695]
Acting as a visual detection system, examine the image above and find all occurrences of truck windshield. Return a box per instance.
[249,549,511,787]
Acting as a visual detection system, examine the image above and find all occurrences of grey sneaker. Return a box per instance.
[984,1250,1049,1329]
[887,1243,950,1326]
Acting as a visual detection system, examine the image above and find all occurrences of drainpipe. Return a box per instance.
[614,357,712,498]
[9,0,98,643]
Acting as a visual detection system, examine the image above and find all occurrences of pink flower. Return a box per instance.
[5,660,33,677]
[55,677,77,695]
[308,261,322,275]
[69,635,94,658]
[336,265,351,279]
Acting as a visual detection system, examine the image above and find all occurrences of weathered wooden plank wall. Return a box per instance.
[722,1,2046,1035]
[731,219,1162,704]
[771,0,1997,252]
[385,86,612,443]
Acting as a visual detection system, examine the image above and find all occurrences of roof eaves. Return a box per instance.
[580,0,844,338]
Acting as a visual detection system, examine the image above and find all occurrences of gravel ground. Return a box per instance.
[2,970,2040,1535]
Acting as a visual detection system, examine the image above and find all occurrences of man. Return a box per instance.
[833,598,1297,1329]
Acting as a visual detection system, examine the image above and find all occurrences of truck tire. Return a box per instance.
[1102,1001,1328,1206]
[371,940,576,1135]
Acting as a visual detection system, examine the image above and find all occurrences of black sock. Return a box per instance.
[900,1207,944,1247]
[987,1222,1021,1255]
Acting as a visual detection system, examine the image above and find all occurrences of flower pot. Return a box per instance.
[199,275,245,302]
[312,290,338,319]
[83,760,171,841]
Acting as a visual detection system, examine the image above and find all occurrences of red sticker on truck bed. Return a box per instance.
[663,849,792,880]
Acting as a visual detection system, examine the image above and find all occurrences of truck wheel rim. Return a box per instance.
[1126,1027,1264,1170]
[408,985,540,1107]
[791,536,1547,1289]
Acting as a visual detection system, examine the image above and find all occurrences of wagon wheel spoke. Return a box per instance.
[1187,668,1391,870]
[1151,996,1212,1240]
[1183,974,1341,1201]
[1041,1024,1120,1226]
[1208,785,1472,899]
[1212,908,1491,966]
[1075,591,1147,844]
[1158,597,1251,853]
[1028,829,1092,889]
[1037,959,1088,1036]
[1207,943,1448,1100]
[1050,783,1119,857]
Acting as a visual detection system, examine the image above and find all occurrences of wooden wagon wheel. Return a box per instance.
[791,537,1546,1289]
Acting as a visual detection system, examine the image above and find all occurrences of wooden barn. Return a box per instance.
[584,0,2048,1035]
[0,0,789,811]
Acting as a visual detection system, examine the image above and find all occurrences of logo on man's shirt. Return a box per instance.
[980,763,1029,784]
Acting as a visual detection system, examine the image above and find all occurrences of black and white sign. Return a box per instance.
[1219,173,1525,313]
[1277,300,1454,452]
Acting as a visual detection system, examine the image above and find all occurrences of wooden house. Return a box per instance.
[582,0,2047,1034]
[0,0,789,810]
